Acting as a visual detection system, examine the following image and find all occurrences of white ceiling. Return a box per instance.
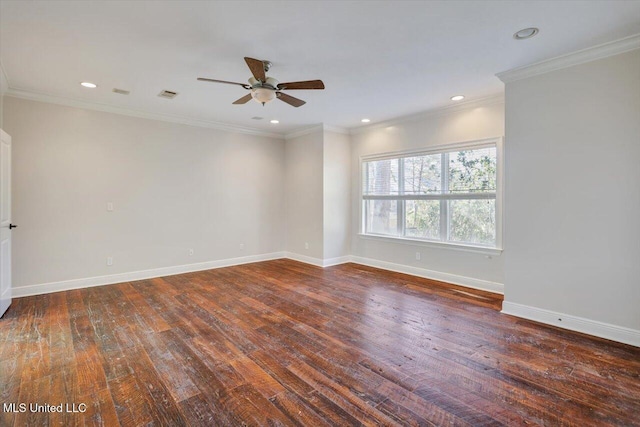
[1,1,639,135]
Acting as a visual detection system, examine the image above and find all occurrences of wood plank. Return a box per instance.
[132,328,200,403]
[79,387,120,427]
[267,390,334,427]
[81,286,138,382]
[125,347,188,425]
[108,374,155,426]
[0,358,23,427]
[179,393,233,427]
[14,375,51,427]
[19,294,51,382]
[229,355,287,399]
[219,383,294,426]
[116,282,171,333]
[67,290,109,397]
[287,358,403,426]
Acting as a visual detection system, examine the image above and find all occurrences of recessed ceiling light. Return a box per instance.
[450,95,465,101]
[361,118,371,123]
[514,27,539,40]
[270,120,279,124]
[80,82,97,88]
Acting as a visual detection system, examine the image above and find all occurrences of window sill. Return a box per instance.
[357,233,503,256]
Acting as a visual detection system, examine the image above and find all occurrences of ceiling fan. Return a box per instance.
[198,57,325,107]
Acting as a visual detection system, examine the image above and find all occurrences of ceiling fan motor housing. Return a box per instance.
[248,76,279,89]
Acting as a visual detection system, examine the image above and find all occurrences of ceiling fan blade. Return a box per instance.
[277,80,325,90]
[277,92,306,107]
[197,77,249,88]
[232,94,253,105]
[244,57,266,82]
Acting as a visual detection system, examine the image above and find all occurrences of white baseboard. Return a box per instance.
[322,256,352,267]
[284,252,352,268]
[11,252,286,298]
[283,252,326,267]
[502,301,640,348]
[13,250,502,303]
[349,255,503,294]
[284,253,503,294]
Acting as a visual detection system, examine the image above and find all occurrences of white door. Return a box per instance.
[0,129,12,317]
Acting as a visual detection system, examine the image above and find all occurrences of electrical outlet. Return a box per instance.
[304,242,309,250]
[189,248,194,256]
[239,243,245,250]
[106,202,114,212]
[106,257,113,266]
[415,252,421,261]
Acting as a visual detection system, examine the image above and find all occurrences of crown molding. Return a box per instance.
[4,87,283,138]
[323,124,349,135]
[497,33,640,83]
[284,124,350,140]
[4,86,348,140]
[284,124,324,140]
[349,93,505,135]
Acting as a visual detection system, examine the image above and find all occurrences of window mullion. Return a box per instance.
[363,199,368,234]
[440,153,449,241]
[364,164,369,233]
[363,192,495,201]
[398,158,405,236]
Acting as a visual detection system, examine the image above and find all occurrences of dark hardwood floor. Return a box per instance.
[1,259,638,426]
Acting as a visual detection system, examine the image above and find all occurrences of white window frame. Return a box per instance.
[359,137,504,254]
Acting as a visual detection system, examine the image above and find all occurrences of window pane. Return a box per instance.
[405,200,440,240]
[365,200,398,235]
[448,147,496,193]
[449,199,496,245]
[403,155,441,194]
[364,159,399,195]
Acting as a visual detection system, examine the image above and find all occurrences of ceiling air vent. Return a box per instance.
[158,90,178,99]
[112,88,130,95]
[251,116,263,120]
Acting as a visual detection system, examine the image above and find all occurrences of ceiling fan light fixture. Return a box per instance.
[251,87,277,105]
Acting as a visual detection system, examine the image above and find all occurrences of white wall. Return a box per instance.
[285,129,324,259]
[323,130,351,260]
[285,127,352,264]
[503,49,640,332]
[4,96,286,289]
[0,66,7,129]
[350,100,505,290]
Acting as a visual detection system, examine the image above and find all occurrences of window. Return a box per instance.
[361,138,502,249]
